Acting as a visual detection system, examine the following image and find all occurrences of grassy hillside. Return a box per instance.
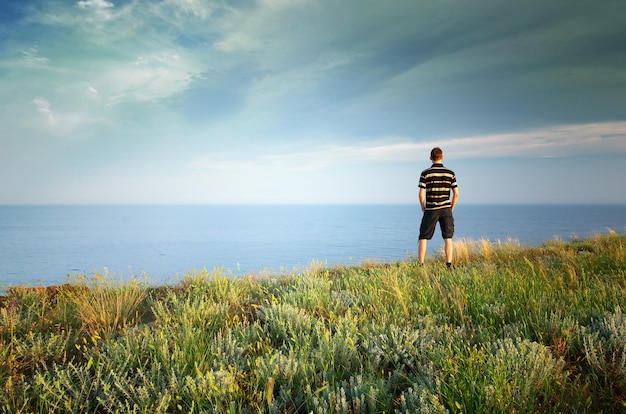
[1,232,625,413]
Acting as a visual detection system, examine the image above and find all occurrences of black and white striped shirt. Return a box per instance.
[419,163,457,210]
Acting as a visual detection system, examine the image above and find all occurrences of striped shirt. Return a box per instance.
[419,163,457,210]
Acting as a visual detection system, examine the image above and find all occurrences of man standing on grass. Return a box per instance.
[418,147,459,268]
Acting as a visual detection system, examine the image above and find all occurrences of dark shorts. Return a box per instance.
[419,208,454,240]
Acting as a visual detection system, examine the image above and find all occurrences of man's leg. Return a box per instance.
[444,238,453,266]
[441,208,455,267]
[418,210,436,264]
[418,239,428,264]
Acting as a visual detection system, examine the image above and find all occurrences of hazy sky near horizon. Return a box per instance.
[2,0,626,204]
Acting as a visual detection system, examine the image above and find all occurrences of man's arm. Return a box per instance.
[419,187,426,212]
[451,187,459,212]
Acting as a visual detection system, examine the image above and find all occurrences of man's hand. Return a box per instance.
[419,188,426,212]
[451,187,459,212]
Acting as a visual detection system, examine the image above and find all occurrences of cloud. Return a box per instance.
[445,122,626,159]
[31,96,90,135]
[188,121,626,172]
[21,46,51,67]
[103,51,203,104]
[12,0,625,133]
[84,86,100,101]
[32,97,55,125]
[76,0,113,8]
[212,0,302,53]
[76,0,115,21]
[8,0,215,115]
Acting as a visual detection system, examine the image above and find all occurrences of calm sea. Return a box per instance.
[1,205,625,290]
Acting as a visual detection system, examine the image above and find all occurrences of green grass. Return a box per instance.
[1,232,625,413]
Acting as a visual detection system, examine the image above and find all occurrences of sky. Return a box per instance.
[1,0,626,205]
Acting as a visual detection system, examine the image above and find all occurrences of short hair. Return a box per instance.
[430,147,443,160]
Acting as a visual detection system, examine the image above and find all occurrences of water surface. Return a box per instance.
[1,204,624,289]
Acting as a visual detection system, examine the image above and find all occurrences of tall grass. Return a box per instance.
[0,232,625,413]
[68,272,148,337]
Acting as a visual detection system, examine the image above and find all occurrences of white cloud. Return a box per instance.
[104,51,202,104]
[444,122,626,159]
[76,0,114,10]
[35,1,211,105]
[212,0,312,55]
[162,0,217,20]
[32,97,56,126]
[21,46,51,67]
[189,121,626,173]
[84,86,100,101]
[31,97,91,135]
[76,0,115,21]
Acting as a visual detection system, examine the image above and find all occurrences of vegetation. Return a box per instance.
[1,231,625,413]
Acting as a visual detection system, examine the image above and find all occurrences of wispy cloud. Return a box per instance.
[189,121,626,172]
[102,51,203,104]
[76,0,115,21]
[31,96,91,135]
[21,46,51,67]
[445,122,626,159]
[19,0,215,103]
[32,97,55,125]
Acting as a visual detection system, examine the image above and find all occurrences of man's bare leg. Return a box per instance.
[418,239,428,264]
[444,238,453,265]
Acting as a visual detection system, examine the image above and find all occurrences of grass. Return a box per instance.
[0,231,625,413]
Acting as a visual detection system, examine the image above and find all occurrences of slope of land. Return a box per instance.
[1,232,625,412]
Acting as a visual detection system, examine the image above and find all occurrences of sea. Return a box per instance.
[1,204,625,291]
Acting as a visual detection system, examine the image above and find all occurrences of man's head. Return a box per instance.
[430,147,443,162]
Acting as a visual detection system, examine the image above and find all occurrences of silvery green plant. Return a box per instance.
[395,384,449,414]
[307,374,385,414]
[583,307,626,390]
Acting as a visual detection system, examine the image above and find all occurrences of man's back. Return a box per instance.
[419,163,457,210]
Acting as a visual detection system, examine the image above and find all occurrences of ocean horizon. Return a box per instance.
[1,204,625,291]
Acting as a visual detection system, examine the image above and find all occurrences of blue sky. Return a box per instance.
[1,0,625,204]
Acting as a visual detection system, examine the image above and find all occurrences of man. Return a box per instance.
[418,147,459,267]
